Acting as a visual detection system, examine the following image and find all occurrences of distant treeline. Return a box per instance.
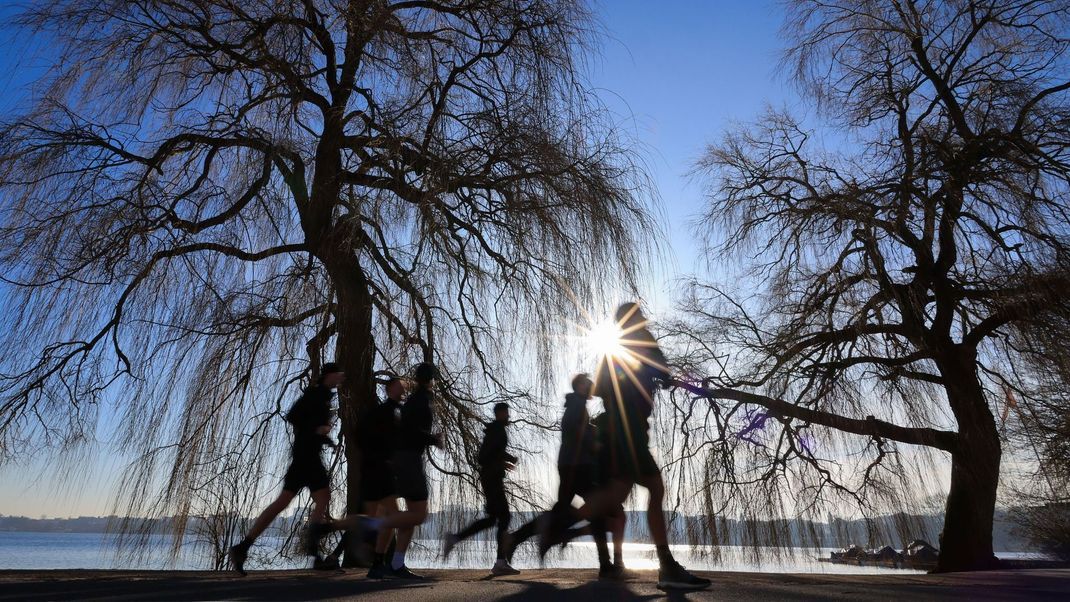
[0,510,1035,552]
[0,515,298,537]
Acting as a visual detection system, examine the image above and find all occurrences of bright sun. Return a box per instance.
[585,319,625,359]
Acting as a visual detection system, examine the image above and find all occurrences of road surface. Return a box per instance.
[1,568,1067,600]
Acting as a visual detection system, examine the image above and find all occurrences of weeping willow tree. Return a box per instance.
[0,0,652,564]
[664,0,1070,572]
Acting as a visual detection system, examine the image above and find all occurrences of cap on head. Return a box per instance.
[321,362,343,375]
[413,362,438,385]
[493,402,510,414]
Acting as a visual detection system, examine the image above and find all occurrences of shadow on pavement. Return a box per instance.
[3,569,1070,601]
[0,573,432,601]
[494,578,682,601]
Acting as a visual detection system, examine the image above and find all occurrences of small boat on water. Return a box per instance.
[821,539,939,570]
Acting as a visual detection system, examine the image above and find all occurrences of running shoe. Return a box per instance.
[366,562,389,580]
[228,543,249,577]
[491,560,521,576]
[656,560,711,591]
[613,563,640,580]
[313,555,341,571]
[387,564,427,580]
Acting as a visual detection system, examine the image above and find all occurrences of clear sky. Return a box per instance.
[0,0,795,518]
[591,0,795,304]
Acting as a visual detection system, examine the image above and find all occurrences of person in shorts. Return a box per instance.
[228,362,345,575]
[506,374,615,576]
[344,362,442,580]
[359,376,407,578]
[546,303,711,591]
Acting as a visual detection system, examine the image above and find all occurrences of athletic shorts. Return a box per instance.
[283,454,330,493]
[360,458,396,502]
[392,449,429,502]
[557,463,597,501]
[606,442,660,483]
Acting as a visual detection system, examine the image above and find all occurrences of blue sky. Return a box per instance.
[591,1,795,297]
[0,0,796,517]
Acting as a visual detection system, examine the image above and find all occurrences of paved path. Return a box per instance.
[2,568,1068,600]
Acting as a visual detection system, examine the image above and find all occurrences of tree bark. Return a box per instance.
[935,348,1002,572]
[305,103,375,565]
[938,433,1001,571]
[319,252,375,566]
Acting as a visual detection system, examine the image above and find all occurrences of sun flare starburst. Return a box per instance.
[584,319,626,360]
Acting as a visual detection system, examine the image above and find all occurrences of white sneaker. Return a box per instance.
[491,560,521,576]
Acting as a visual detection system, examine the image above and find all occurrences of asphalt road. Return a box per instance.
[1,568,1068,600]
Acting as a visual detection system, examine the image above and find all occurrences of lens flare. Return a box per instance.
[586,319,626,359]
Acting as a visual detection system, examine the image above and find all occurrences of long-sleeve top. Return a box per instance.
[285,384,335,457]
[357,396,401,463]
[477,420,518,478]
[593,325,670,444]
[397,386,437,452]
[558,392,596,467]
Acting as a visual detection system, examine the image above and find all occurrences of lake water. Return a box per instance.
[0,531,932,574]
[0,532,1047,574]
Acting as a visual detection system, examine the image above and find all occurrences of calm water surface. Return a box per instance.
[0,532,1044,573]
[0,531,938,573]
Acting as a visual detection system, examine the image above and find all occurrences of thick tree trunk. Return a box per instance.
[304,107,375,565]
[936,348,1002,572]
[326,260,376,567]
[938,434,1001,571]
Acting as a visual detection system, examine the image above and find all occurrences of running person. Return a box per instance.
[229,362,345,575]
[506,374,616,576]
[359,376,408,578]
[443,402,521,576]
[591,410,631,575]
[547,303,710,591]
[343,362,442,579]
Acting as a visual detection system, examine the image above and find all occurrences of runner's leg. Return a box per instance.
[241,490,297,545]
[392,500,427,569]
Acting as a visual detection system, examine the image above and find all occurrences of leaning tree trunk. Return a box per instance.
[937,349,1003,572]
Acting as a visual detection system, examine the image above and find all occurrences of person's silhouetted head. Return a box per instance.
[615,302,646,329]
[571,373,593,399]
[318,362,345,388]
[493,402,510,424]
[413,362,438,388]
[384,376,406,400]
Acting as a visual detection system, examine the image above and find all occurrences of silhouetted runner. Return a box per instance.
[506,374,611,574]
[358,376,407,578]
[329,362,442,580]
[443,402,521,576]
[591,410,631,575]
[544,303,711,591]
[228,362,345,576]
